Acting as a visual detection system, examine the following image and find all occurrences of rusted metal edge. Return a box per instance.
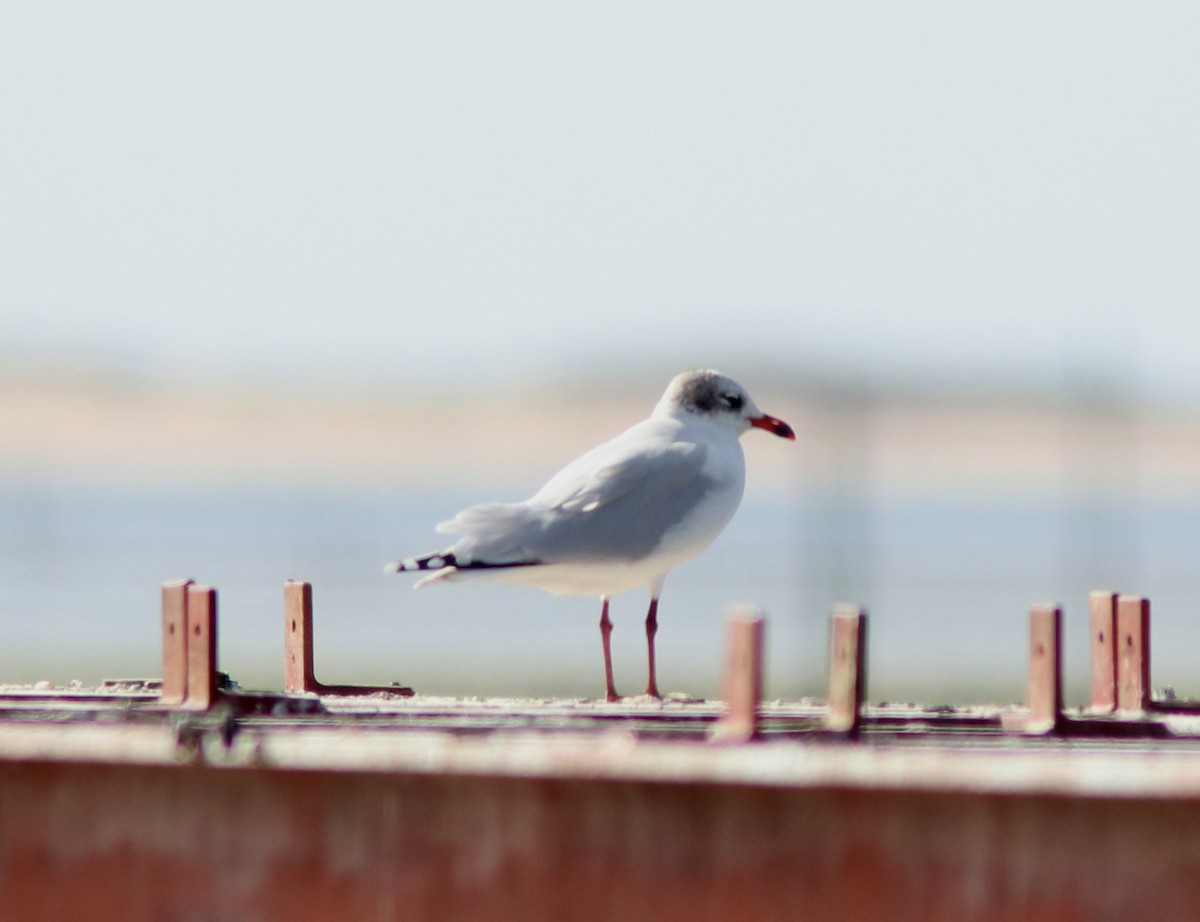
[3,719,1200,800]
[0,692,1186,740]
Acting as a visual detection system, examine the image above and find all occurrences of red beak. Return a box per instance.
[750,414,796,440]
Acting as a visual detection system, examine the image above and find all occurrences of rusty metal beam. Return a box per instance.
[4,751,1200,921]
[711,609,764,743]
[825,605,868,734]
[1089,590,1119,713]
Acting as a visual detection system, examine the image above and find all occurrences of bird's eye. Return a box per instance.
[721,393,744,410]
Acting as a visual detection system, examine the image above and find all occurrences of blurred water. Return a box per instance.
[1,482,1199,704]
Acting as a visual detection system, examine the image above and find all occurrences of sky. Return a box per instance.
[2,3,1199,396]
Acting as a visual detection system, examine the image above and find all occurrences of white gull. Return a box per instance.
[386,369,795,701]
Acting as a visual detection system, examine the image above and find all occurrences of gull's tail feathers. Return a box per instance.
[384,550,543,586]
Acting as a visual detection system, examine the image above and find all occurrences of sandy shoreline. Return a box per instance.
[2,372,1200,499]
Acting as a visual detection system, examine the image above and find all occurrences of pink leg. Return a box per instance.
[644,597,661,699]
[599,597,619,702]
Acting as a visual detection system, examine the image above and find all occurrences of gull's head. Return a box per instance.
[655,369,796,440]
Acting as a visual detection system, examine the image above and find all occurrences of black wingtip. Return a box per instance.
[386,551,459,574]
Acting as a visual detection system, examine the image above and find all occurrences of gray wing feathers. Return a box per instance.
[435,503,540,564]
[533,441,713,560]
[438,440,714,566]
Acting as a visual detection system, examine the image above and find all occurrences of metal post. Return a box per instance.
[712,609,764,744]
[160,579,192,706]
[1025,604,1063,734]
[1116,595,1151,713]
[1089,591,1118,713]
[284,580,317,694]
[824,605,867,734]
[185,585,218,710]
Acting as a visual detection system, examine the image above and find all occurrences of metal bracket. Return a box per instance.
[284,580,414,696]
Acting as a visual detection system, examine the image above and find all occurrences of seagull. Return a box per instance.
[386,369,795,701]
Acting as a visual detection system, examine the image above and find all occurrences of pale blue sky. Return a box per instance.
[2,4,1198,395]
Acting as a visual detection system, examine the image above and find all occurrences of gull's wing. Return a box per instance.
[439,419,715,565]
[531,437,713,562]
